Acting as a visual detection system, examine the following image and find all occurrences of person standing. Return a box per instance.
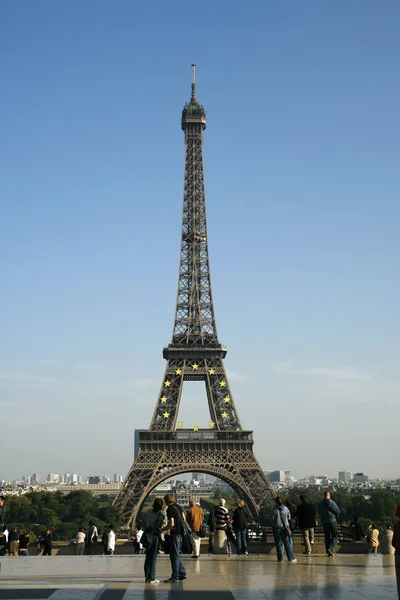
[42,528,53,556]
[107,525,116,556]
[232,499,249,555]
[285,499,297,532]
[186,499,204,559]
[350,516,365,542]
[296,495,316,556]
[207,504,217,553]
[319,491,340,558]
[0,497,5,532]
[136,527,144,554]
[101,530,108,555]
[86,522,98,555]
[18,531,30,556]
[76,527,86,555]
[8,528,19,556]
[368,523,380,554]
[382,525,395,555]
[392,504,400,599]
[162,493,187,584]
[144,497,164,584]
[271,497,297,563]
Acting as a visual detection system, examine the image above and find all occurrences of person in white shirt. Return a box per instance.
[107,525,116,556]
[87,522,98,555]
[76,528,86,555]
[136,527,144,554]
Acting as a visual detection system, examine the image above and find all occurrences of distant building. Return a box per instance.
[88,476,101,485]
[47,473,59,484]
[338,471,352,483]
[31,473,40,484]
[113,474,123,484]
[353,472,369,484]
[267,470,290,483]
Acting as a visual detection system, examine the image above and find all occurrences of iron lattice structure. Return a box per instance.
[114,66,274,526]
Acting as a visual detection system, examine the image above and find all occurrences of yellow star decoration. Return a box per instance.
[163,412,170,419]
[193,425,199,432]
[222,411,228,419]
[175,368,182,375]
[192,363,199,370]
[209,369,215,375]
[219,380,226,387]
[161,396,168,403]
[165,380,171,387]
[224,396,231,403]
[177,421,183,428]
[209,421,215,428]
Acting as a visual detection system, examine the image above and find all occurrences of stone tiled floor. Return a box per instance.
[0,554,398,599]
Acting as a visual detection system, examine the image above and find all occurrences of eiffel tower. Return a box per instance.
[114,65,274,526]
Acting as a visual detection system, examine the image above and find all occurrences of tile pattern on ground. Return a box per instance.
[0,554,398,600]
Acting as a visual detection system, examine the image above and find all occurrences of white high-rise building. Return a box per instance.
[47,473,59,483]
[338,471,352,483]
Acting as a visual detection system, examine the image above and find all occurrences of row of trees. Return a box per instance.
[4,487,398,540]
[5,490,121,541]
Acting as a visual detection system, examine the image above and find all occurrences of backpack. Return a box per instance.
[142,513,164,550]
[141,528,156,550]
[180,517,194,554]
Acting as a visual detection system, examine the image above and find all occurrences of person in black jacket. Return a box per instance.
[232,500,249,555]
[350,516,365,542]
[42,528,53,556]
[296,495,316,556]
[207,504,217,553]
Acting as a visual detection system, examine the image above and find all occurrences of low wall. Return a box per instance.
[15,535,374,556]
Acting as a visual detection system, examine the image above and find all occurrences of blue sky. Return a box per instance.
[1,0,399,481]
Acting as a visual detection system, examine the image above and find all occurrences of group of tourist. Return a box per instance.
[2,492,400,582]
[141,494,255,585]
[0,525,53,557]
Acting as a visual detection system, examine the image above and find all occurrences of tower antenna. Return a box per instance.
[191,62,197,101]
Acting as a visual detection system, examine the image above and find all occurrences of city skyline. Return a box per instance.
[1,1,400,481]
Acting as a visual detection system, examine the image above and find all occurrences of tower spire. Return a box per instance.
[191,62,197,101]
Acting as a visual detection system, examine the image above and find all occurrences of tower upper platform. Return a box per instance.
[181,63,206,131]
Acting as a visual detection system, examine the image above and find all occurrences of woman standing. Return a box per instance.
[232,500,249,555]
[368,523,380,554]
[76,527,86,556]
[144,498,164,584]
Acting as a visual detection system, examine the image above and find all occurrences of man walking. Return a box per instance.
[296,495,316,556]
[319,491,340,557]
[163,493,187,584]
[186,499,204,559]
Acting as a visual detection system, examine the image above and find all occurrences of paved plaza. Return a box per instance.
[0,554,398,600]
